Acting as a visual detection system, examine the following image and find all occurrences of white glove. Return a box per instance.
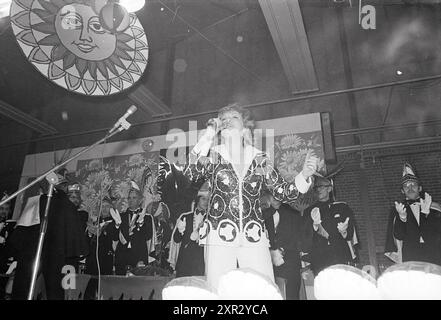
[194,213,204,229]
[311,207,321,225]
[190,231,199,241]
[270,249,285,267]
[420,193,432,214]
[136,211,146,225]
[0,236,5,244]
[394,201,407,222]
[109,208,122,226]
[301,150,319,181]
[176,217,186,234]
[337,217,349,237]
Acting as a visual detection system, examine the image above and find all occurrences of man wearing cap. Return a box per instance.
[112,182,154,275]
[303,177,359,275]
[389,163,441,265]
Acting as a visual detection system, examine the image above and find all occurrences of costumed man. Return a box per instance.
[111,181,154,275]
[148,201,172,270]
[9,170,89,300]
[138,167,172,269]
[183,103,318,290]
[385,163,441,265]
[84,196,118,300]
[263,191,307,300]
[170,192,208,277]
[85,196,117,276]
[303,176,359,275]
[67,182,88,235]
[66,182,89,272]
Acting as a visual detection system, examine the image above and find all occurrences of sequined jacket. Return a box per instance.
[184,144,311,247]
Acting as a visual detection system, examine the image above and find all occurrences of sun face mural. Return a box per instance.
[10,0,149,96]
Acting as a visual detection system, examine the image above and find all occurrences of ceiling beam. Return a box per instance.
[258,0,319,94]
[298,0,436,7]
[128,85,172,118]
[0,99,58,136]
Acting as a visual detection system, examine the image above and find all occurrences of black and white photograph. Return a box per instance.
[0,0,441,303]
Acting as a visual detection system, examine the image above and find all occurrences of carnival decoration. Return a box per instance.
[10,0,149,96]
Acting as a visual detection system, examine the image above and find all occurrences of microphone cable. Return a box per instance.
[95,136,107,300]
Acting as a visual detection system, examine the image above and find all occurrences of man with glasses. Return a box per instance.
[303,176,358,275]
[390,163,441,265]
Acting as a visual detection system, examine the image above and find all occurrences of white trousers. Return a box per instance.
[205,245,275,291]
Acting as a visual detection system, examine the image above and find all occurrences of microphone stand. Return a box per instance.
[0,121,131,300]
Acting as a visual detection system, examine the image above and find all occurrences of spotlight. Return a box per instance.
[119,0,145,13]
[162,269,283,300]
[142,139,154,152]
[314,264,379,300]
[162,276,218,300]
[377,261,441,300]
[0,0,11,19]
[396,70,403,75]
[99,2,130,33]
[217,268,283,300]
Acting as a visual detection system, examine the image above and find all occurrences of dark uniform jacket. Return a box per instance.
[303,200,358,275]
[392,200,441,265]
[264,204,306,300]
[86,217,117,275]
[112,207,153,274]
[9,190,89,300]
[172,208,206,277]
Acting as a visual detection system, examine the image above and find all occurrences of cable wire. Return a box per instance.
[95,135,108,299]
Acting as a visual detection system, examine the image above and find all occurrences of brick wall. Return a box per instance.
[333,142,441,269]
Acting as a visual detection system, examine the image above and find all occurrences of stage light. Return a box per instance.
[377,261,441,300]
[217,268,283,300]
[163,269,283,300]
[142,139,154,152]
[162,276,218,300]
[99,2,130,33]
[173,58,187,73]
[119,0,145,13]
[314,264,380,300]
[396,70,403,75]
[0,0,11,19]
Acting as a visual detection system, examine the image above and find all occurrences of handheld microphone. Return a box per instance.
[109,105,137,133]
[206,118,222,134]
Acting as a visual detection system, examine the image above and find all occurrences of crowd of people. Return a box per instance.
[0,104,440,300]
